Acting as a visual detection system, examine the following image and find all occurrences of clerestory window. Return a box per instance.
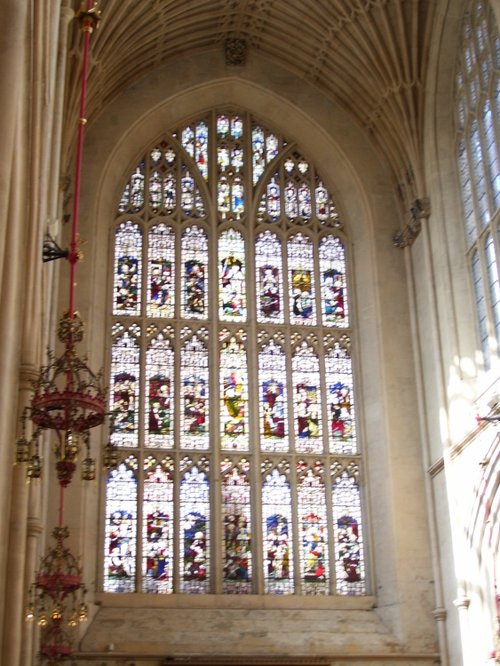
[103,110,366,596]
[455,0,500,369]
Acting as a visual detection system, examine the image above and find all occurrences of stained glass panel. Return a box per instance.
[118,164,145,213]
[110,328,140,447]
[332,466,365,595]
[142,456,174,593]
[262,464,293,594]
[288,234,316,325]
[219,229,246,321]
[180,331,209,450]
[145,333,174,448]
[182,226,208,319]
[220,331,248,451]
[222,458,252,593]
[217,114,245,218]
[259,341,288,452]
[326,342,357,455]
[292,342,322,454]
[319,235,348,327]
[180,458,210,592]
[147,224,175,318]
[297,460,328,594]
[104,457,138,592]
[113,221,142,316]
[255,231,284,323]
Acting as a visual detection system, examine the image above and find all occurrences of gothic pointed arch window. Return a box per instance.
[455,0,500,369]
[104,111,366,596]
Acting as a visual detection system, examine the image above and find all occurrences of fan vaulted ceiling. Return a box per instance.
[66,0,437,207]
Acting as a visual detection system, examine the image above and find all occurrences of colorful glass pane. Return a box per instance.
[181,226,208,319]
[259,341,288,452]
[147,224,175,318]
[332,469,365,595]
[284,181,298,219]
[252,126,265,184]
[297,461,328,594]
[298,184,312,218]
[181,333,209,450]
[146,334,174,448]
[266,178,281,220]
[180,460,210,592]
[222,459,252,593]
[110,330,140,447]
[255,231,284,323]
[219,229,246,321]
[262,468,293,594]
[326,342,357,455]
[113,221,142,316]
[143,456,174,593]
[319,235,348,327]
[182,123,209,180]
[288,233,316,325]
[104,457,138,592]
[220,333,248,451]
[292,342,322,454]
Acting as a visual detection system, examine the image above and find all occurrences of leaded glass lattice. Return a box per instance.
[105,110,365,597]
[455,1,500,367]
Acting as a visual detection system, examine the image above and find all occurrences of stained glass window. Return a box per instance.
[106,110,366,597]
[143,456,174,593]
[455,1,500,368]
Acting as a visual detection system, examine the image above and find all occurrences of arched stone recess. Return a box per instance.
[70,52,435,660]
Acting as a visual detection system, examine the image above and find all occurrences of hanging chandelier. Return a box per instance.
[15,2,117,663]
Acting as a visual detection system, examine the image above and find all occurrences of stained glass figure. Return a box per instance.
[298,184,312,218]
[255,231,284,323]
[219,229,246,321]
[149,171,162,211]
[118,164,145,213]
[182,122,209,180]
[217,115,230,137]
[259,341,288,452]
[292,342,322,454]
[181,226,208,319]
[180,459,210,592]
[110,330,140,447]
[146,334,174,448]
[252,127,265,184]
[104,457,138,592]
[319,235,348,327]
[326,342,357,455]
[181,333,209,450]
[147,224,175,318]
[297,461,328,594]
[262,467,293,593]
[332,468,365,595]
[314,179,340,226]
[143,456,174,593]
[232,175,244,217]
[266,178,281,221]
[284,181,298,219]
[181,171,195,213]
[221,459,252,593]
[218,175,231,216]
[113,221,142,316]
[220,332,248,451]
[288,233,316,325]
[164,174,176,211]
